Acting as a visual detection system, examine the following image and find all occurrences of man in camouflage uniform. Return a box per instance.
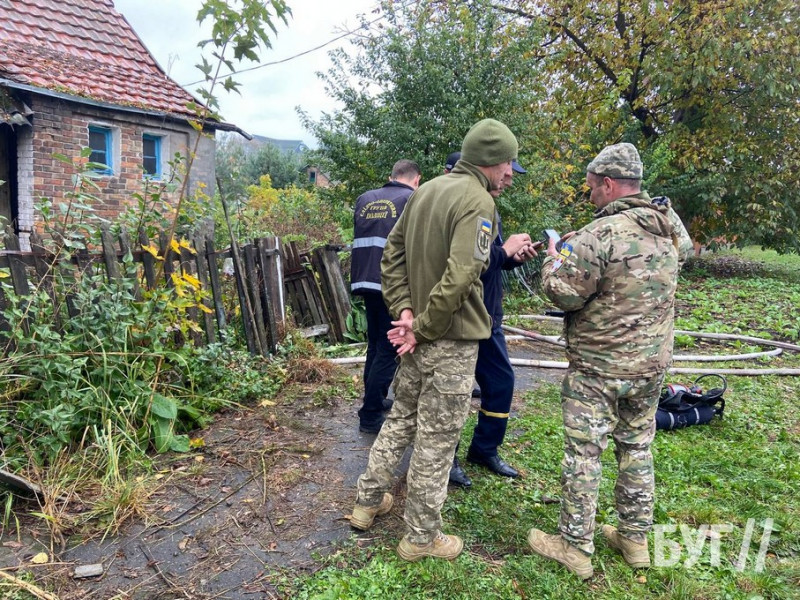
[527,143,692,579]
[350,119,521,562]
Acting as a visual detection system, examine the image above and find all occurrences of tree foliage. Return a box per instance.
[305,0,800,251]
[502,0,800,251]
[215,134,307,201]
[300,0,551,233]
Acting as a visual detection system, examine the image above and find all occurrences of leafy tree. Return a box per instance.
[305,0,800,251]
[216,134,306,203]
[300,0,551,235]
[244,142,306,189]
[493,0,800,251]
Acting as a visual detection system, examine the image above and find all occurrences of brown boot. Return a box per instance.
[527,528,593,580]
[602,525,650,568]
[350,493,393,531]
[397,531,464,562]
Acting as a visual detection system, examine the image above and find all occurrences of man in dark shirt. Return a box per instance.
[351,160,421,433]
[445,153,538,487]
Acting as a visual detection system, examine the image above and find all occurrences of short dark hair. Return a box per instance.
[392,159,421,180]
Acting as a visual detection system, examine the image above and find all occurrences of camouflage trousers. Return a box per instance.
[558,367,663,555]
[356,339,478,545]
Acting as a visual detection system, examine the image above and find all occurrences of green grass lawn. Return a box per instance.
[285,249,800,599]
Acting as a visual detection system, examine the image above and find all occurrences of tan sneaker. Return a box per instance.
[397,531,464,562]
[602,525,650,568]
[350,493,393,531]
[527,528,593,580]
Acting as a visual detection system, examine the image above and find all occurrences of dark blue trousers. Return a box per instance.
[358,292,397,428]
[469,327,515,458]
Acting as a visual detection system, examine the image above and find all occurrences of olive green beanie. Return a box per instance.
[460,118,518,166]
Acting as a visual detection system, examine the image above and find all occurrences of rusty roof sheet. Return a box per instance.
[0,0,204,120]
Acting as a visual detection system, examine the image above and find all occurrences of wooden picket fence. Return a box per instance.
[0,226,351,356]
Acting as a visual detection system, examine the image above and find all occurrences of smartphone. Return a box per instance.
[542,229,563,251]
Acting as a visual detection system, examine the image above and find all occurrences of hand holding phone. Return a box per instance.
[542,229,563,253]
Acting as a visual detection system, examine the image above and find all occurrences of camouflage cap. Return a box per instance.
[587,143,643,179]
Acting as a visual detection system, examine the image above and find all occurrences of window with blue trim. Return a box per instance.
[88,125,112,174]
[142,134,162,179]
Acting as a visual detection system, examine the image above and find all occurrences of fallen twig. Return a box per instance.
[0,569,60,600]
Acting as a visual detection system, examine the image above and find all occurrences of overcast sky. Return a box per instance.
[114,0,378,147]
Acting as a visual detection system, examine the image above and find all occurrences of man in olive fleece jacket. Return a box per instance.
[350,118,520,562]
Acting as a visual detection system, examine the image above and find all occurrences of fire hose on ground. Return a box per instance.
[327,315,800,376]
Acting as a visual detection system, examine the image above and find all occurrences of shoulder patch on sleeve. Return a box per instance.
[551,242,573,272]
[474,217,492,260]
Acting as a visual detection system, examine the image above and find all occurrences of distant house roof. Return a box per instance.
[0,0,238,131]
[251,135,309,155]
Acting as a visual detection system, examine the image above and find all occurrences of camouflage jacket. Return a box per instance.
[541,192,682,377]
[381,160,496,343]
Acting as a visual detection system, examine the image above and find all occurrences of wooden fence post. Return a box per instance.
[243,243,269,356]
[204,239,228,339]
[193,232,217,345]
[311,245,351,343]
[138,228,157,290]
[256,237,278,352]
[100,224,121,283]
[4,228,30,336]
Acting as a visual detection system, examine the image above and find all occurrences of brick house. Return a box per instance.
[0,0,244,249]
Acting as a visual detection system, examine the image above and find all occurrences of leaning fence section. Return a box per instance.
[0,227,351,356]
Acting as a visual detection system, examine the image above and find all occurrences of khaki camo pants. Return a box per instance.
[356,339,478,545]
[559,367,664,555]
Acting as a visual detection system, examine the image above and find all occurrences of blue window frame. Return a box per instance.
[88,125,112,174]
[142,134,162,179]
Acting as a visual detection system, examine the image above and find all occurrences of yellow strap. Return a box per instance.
[479,408,509,419]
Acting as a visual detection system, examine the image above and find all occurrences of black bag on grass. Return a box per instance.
[655,374,727,431]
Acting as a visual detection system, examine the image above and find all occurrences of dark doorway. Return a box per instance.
[0,125,19,234]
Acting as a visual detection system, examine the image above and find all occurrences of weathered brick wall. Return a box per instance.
[18,94,217,246]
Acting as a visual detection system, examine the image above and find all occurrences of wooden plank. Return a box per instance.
[243,244,269,354]
[180,245,203,347]
[312,246,351,342]
[193,233,216,344]
[300,268,325,325]
[204,239,228,337]
[292,270,317,327]
[4,228,30,297]
[138,228,157,290]
[286,278,305,327]
[255,238,278,352]
[159,233,184,347]
[100,224,122,282]
[159,232,175,290]
[229,239,258,355]
[262,236,285,330]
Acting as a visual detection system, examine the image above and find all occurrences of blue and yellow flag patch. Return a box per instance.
[551,242,573,271]
[474,217,492,260]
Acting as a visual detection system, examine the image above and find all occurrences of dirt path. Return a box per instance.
[0,341,563,599]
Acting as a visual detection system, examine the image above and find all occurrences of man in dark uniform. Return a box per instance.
[351,160,421,433]
[445,153,538,487]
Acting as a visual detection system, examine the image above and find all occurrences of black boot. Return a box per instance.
[466,448,519,478]
[449,456,472,488]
